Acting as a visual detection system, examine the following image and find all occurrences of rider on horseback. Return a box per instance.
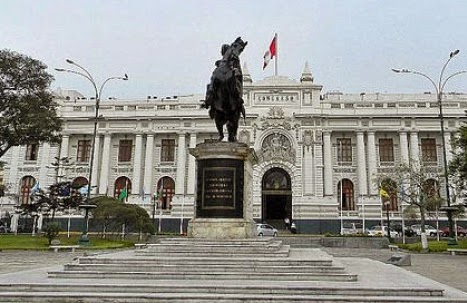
[202,37,247,142]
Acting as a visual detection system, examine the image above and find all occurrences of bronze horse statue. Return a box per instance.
[202,37,247,142]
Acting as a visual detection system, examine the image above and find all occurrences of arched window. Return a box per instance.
[72,176,88,187]
[381,178,399,211]
[262,167,291,191]
[156,177,175,210]
[20,176,36,204]
[114,176,132,201]
[337,179,355,211]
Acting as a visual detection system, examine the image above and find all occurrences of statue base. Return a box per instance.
[187,141,257,239]
[187,218,255,239]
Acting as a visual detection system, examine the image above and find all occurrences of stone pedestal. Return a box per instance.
[187,141,257,239]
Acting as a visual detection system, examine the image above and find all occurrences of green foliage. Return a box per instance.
[398,239,467,253]
[44,222,61,245]
[0,234,134,250]
[0,49,62,158]
[92,197,155,237]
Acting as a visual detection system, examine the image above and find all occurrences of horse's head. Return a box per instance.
[230,37,248,57]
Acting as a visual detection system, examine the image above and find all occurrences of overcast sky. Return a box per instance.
[2,0,467,99]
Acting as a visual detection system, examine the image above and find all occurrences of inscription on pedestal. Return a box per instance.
[203,168,235,209]
[196,158,243,218]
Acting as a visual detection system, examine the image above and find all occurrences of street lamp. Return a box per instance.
[55,60,128,203]
[392,49,467,244]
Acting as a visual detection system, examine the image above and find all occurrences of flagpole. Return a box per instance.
[274,33,278,76]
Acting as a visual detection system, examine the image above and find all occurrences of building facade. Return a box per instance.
[1,63,466,233]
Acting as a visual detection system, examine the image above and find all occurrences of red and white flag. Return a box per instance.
[263,35,277,70]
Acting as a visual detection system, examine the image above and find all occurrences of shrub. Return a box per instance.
[44,222,61,245]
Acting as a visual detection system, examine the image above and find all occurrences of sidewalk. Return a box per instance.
[321,247,467,293]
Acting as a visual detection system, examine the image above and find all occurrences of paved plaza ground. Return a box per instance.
[0,245,466,294]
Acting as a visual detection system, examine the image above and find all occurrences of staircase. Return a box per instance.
[0,237,465,302]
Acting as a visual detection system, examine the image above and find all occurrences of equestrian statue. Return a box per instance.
[202,37,247,142]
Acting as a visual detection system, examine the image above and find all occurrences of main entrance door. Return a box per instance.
[261,168,292,227]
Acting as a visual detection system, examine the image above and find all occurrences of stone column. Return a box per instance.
[143,134,154,195]
[323,131,333,196]
[98,134,111,195]
[410,131,419,165]
[38,142,50,185]
[132,134,143,195]
[175,132,187,195]
[58,135,70,180]
[357,131,368,196]
[90,135,101,195]
[399,131,409,165]
[367,131,377,195]
[187,133,197,195]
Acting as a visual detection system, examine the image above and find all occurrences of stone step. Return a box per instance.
[0,292,460,302]
[78,256,333,267]
[47,270,358,282]
[0,283,445,297]
[63,263,346,273]
[142,242,286,253]
[134,250,290,258]
[158,237,277,244]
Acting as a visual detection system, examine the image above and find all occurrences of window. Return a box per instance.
[156,177,175,210]
[20,176,36,204]
[379,138,394,163]
[161,139,175,162]
[337,179,355,211]
[25,143,39,161]
[421,138,437,163]
[118,139,133,162]
[114,176,131,201]
[77,140,91,163]
[337,138,352,163]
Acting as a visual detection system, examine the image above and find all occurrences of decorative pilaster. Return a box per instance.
[302,143,313,195]
[98,134,111,195]
[444,131,452,163]
[132,134,143,195]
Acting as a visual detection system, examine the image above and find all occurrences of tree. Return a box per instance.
[0,49,62,158]
[450,125,467,203]
[374,162,443,251]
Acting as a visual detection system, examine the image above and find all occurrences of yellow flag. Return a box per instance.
[379,188,390,198]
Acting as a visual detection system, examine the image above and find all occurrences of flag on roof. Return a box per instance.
[263,35,277,70]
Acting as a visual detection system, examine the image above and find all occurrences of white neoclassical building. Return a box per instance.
[1,62,466,233]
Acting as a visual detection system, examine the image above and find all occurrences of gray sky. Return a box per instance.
[2,0,467,99]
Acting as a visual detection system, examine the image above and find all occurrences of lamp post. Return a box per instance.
[55,60,128,203]
[392,49,467,244]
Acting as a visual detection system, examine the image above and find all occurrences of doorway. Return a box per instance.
[261,168,292,228]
